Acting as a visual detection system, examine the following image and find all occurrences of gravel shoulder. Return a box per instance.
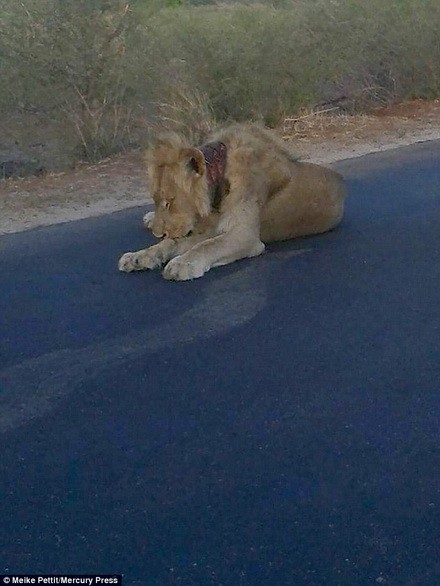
[1,99,439,235]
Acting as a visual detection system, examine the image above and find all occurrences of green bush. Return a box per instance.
[1,0,439,163]
[143,0,440,124]
[0,0,154,159]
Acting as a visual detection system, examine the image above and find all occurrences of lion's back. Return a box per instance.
[210,123,298,163]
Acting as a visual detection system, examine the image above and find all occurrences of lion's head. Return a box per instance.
[146,134,211,239]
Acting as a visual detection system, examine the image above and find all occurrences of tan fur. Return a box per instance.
[119,123,346,281]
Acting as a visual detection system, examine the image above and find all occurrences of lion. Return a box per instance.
[118,123,346,281]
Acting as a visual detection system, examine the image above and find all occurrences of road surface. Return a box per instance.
[1,141,439,585]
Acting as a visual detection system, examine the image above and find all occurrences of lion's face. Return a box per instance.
[147,135,210,240]
[150,164,200,239]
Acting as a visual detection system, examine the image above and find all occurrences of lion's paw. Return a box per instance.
[118,252,141,272]
[162,255,207,281]
[143,211,155,231]
[118,250,161,272]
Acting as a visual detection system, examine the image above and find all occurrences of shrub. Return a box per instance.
[1,0,439,166]
[0,0,153,159]
[143,0,440,124]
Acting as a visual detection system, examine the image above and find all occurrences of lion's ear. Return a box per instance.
[184,148,205,177]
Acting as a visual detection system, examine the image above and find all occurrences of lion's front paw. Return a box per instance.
[143,211,155,231]
[118,252,142,272]
[162,255,207,281]
[118,250,161,272]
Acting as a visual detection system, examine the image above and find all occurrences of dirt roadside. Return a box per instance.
[1,99,439,235]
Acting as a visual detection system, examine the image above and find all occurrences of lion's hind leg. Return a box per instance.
[260,175,345,243]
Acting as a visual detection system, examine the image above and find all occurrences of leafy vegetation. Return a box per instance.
[1,0,439,163]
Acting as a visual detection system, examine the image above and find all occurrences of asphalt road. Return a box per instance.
[1,142,439,585]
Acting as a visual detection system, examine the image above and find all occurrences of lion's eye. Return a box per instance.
[162,201,171,210]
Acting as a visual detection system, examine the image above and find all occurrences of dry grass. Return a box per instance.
[142,86,218,145]
[277,98,440,164]
[282,109,374,141]
[280,98,440,143]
